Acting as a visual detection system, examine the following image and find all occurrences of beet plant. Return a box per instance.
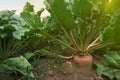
[0,10,34,78]
[21,0,120,67]
[43,0,120,66]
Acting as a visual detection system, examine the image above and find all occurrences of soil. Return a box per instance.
[0,46,109,80]
[0,55,109,80]
[39,59,107,80]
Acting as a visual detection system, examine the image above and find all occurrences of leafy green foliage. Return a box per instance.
[0,10,29,59]
[21,3,42,37]
[21,2,44,47]
[102,12,120,44]
[24,49,60,60]
[42,16,62,35]
[21,2,62,51]
[19,1,120,60]
[44,0,120,57]
[0,10,34,78]
[0,56,34,78]
[96,51,120,80]
[0,10,29,40]
[46,0,75,30]
[21,2,43,31]
[72,0,92,20]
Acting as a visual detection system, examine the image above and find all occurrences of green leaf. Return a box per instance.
[96,64,107,76]
[21,2,43,28]
[0,10,15,21]
[0,10,29,39]
[72,0,92,19]
[47,0,75,30]
[96,64,114,80]
[115,70,120,80]
[103,69,114,80]
[102,12,120,44]
[96,51,120,80]
[0,32,7,38]
[4,24,15,31]
[104,55,119,68]
[23,2,34,12]
[24,52,35,60]
[102,51,120,69]
[0,56,34,78]
[13,26,29,40]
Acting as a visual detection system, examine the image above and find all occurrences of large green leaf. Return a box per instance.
[102,11,120,44]
[102,0,120,40]
[0,56,34,78]
[115,70,120,80]
[72,0,92,20]
[96,51,120,80]
[0,10,29,40]
[13,26,29,40]
[103,69,114,80]
[96,64,114,80]
[46,0,75,30]
[21,2,43,28]
[96,64,107,76]
[0,10,15,21]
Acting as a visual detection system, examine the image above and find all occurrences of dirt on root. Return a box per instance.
[39,60,105,80]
